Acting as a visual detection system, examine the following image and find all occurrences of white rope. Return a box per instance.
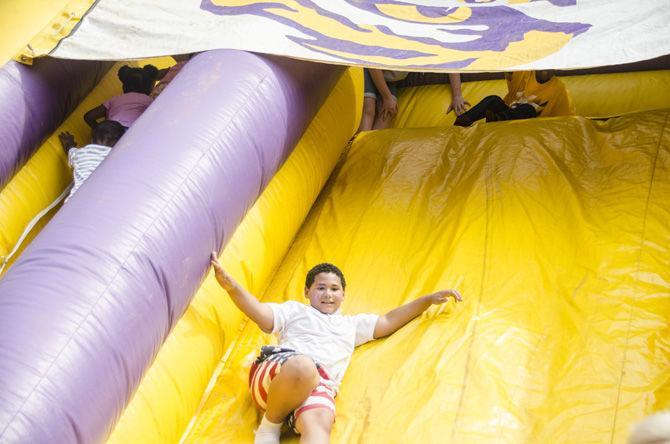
[0,183,72,276]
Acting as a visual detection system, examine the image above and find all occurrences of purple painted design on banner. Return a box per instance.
[0,59,111,189]
[377,6,588,53]
[290,36,477,70]
[463,0,577,5]
[201,1,432,60]
[548,0,577,6]
[414,6,461,19]
[200,0,590,68]
[293,0,369,32]
[0,50,341,444]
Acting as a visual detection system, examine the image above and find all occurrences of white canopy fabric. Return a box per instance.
[36,0,670,71]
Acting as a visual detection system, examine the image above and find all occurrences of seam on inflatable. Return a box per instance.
[451,134,490,442]
[609,111,668,442]
[0,69,275,441]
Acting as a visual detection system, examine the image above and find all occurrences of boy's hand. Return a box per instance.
[210,252,235,292]
[446,95,471,116]
[58,131,76,151]
[426,289,462,305]
[380,94,398,120]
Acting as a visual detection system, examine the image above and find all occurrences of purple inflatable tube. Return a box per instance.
[0,50,343,443]
[0,58,111,189]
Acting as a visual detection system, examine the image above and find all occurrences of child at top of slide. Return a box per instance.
[84,64,158,129]
[210,255,462,443]
[58,120,125,203]
[454,70,575,127]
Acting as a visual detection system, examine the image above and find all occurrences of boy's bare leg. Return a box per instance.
[357,97,376,133]
[296,408,335,444]
[265,355,320,423]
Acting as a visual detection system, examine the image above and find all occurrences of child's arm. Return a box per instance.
[368,69,398,120]
[155,67,170,81]
[84,105,107,128]
[209,253,274,333]
[446,73,470,116]
[373,290,462,339]
[58,132,77,153]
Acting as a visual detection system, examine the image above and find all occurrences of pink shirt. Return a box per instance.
[103,92,153,127]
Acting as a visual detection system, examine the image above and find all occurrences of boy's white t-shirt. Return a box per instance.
[267,301,378,391]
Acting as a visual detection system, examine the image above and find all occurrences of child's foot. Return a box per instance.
[454,115,473,127]
[255,416,282,444]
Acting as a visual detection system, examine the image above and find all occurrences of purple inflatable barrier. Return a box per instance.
[0,58,111,189]
[0,50,342,443]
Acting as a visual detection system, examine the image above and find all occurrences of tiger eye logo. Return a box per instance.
[200,1,590,70]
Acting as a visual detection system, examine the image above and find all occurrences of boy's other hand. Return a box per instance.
[446,95,471,116]
[58,131,76,151]
[380,94,398,120]
[210,252,235,291]
[427,289,462,305]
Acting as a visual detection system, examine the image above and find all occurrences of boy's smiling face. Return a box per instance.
[305,272,344,314]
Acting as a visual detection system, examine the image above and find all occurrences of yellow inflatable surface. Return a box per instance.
[178,109,670,442]
[0,0,94,65]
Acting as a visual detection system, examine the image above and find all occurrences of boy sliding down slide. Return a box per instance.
[210,254,462,444]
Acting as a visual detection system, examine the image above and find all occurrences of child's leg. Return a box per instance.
[295,408,335,444]
[264,355,320,423]
[358,69,379,133]
[493,103,537,121]
[455,95,507,126]
[358,97,377,133]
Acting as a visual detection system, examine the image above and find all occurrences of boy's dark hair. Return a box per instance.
[91,120,126,146]
[305,263,346,290]
[118,64,159,95]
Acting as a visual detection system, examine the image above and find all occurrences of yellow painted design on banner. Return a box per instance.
[205,0,588,70]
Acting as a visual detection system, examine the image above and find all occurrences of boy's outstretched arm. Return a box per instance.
[373,289,462,339]
[210,252,274,333]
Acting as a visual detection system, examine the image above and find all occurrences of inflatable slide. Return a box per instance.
[1,2,669,443]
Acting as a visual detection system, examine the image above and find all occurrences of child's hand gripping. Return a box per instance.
[210,252,236,292]
[426,289,463,305]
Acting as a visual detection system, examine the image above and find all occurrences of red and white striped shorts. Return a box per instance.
[249,346,336,432]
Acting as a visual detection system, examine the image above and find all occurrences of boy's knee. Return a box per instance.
[297,408,335,436]
[283,355,319,386]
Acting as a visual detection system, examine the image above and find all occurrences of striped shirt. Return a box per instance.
[66,144,112,202]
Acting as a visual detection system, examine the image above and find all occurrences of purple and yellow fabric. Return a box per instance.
[12,1,670,71]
